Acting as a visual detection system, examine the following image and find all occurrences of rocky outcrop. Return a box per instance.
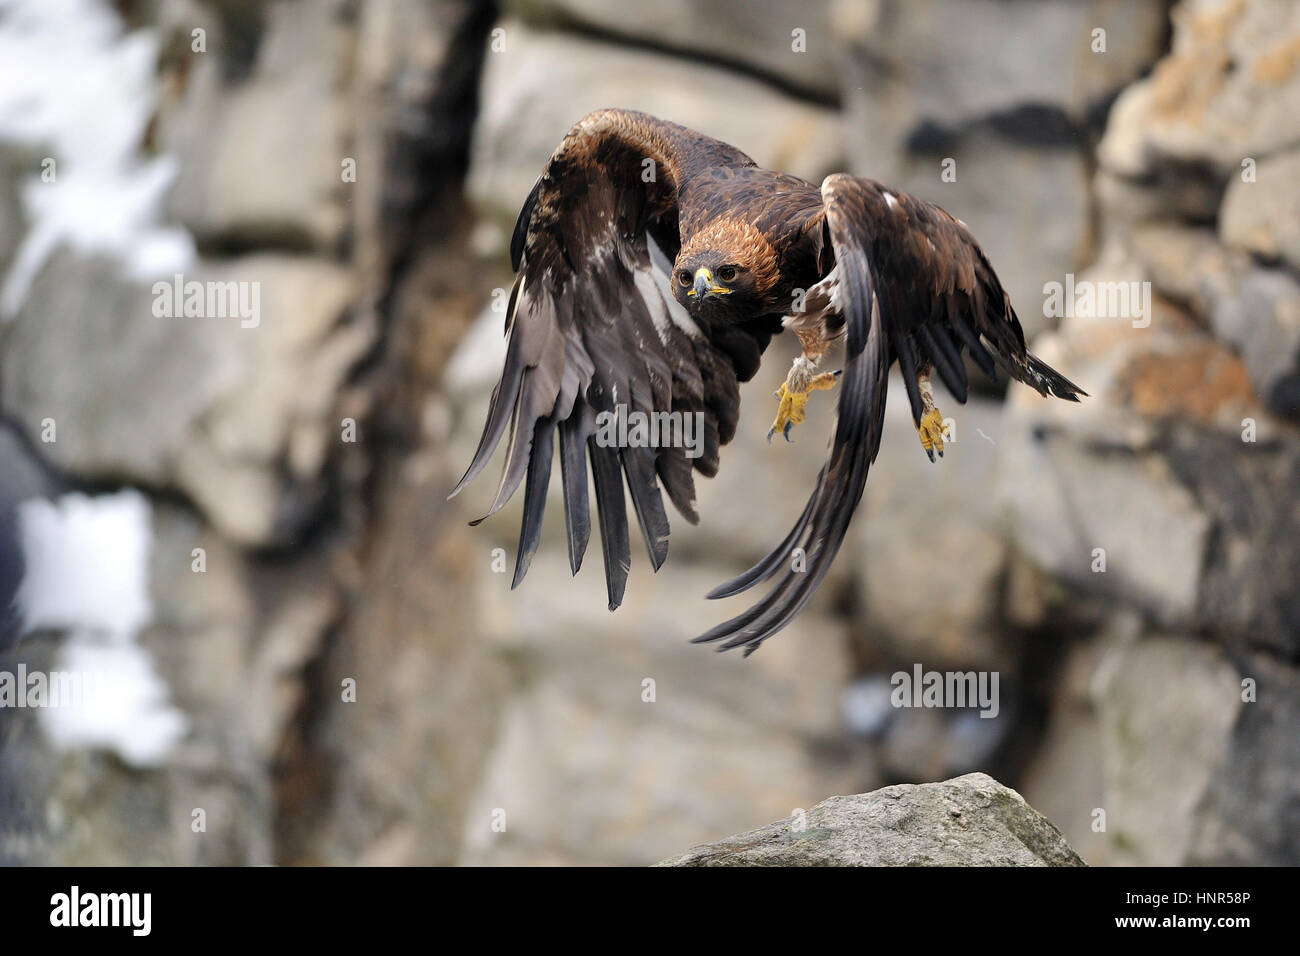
[657,773,1085,867]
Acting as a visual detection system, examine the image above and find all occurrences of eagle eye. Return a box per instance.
[677,271,691,287]
[717,266,737,282]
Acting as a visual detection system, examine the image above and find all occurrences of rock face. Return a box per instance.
[3,0,1298,871]
[467,20,844,228]
[1110,0,1300,177]
[1092,635,1242,867]
[1005,0,1300,866]
[0,251,367,547]
[835,0,1168,340]
[0,0,485,865]
[841,0,1168,147]
[657,773,1085,867]
[155,0,352,251]
[500,0,844,100]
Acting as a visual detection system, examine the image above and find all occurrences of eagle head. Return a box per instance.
[672,218,781,320]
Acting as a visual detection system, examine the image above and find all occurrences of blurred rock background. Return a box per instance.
[0,0,1296,866]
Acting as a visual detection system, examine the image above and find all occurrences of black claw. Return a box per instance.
[783,421,794,442]
[766,427,775,443]
[924,447,935,463]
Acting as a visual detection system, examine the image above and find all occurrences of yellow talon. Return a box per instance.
[768,370,839,442]
[807,371,839,393]
[768,383,806,442]
[918,406,945,461]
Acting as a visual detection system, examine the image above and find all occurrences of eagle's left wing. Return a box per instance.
[450,109,780,611]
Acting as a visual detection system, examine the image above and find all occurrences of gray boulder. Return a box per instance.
[1220,149,1300,274]
[0,249,369,547]
[155,0,351,251]
[656,772,1085,866]
[1124,0,1300,176]
[1095,1,1300,229]
[841,0,1168,183]
[1091,634,1242,867]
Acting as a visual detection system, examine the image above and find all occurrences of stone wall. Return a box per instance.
[1,0,1296,866]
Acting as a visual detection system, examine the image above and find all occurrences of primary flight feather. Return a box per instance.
[450,109,1084,655]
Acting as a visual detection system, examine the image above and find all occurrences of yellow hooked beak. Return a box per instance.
[688,267,732,298]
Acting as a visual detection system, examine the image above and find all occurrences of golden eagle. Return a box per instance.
[451,110,1083,654]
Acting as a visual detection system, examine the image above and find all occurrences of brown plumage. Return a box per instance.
[451,109,1084,654]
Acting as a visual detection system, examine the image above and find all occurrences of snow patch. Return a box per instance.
[50,640,189,767]
[0,0,194,318]
[15,490,187,767]
[16,491,152,639]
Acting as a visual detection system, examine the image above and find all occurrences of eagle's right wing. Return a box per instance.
[696,174,1084,653]
[450,109,779,610]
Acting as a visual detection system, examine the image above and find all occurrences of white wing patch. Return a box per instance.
[642,232,705,342]
[822,265,844,310]
[783,265,842,330]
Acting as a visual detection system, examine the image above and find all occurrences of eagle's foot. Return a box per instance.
[767,382,806,443]
[915,366,945,462]
[918,407,945,462]
[767,364,839,443]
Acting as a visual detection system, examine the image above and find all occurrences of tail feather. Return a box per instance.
[1010,351,1087,401]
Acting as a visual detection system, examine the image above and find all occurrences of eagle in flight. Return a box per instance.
[451,110,1083,655]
